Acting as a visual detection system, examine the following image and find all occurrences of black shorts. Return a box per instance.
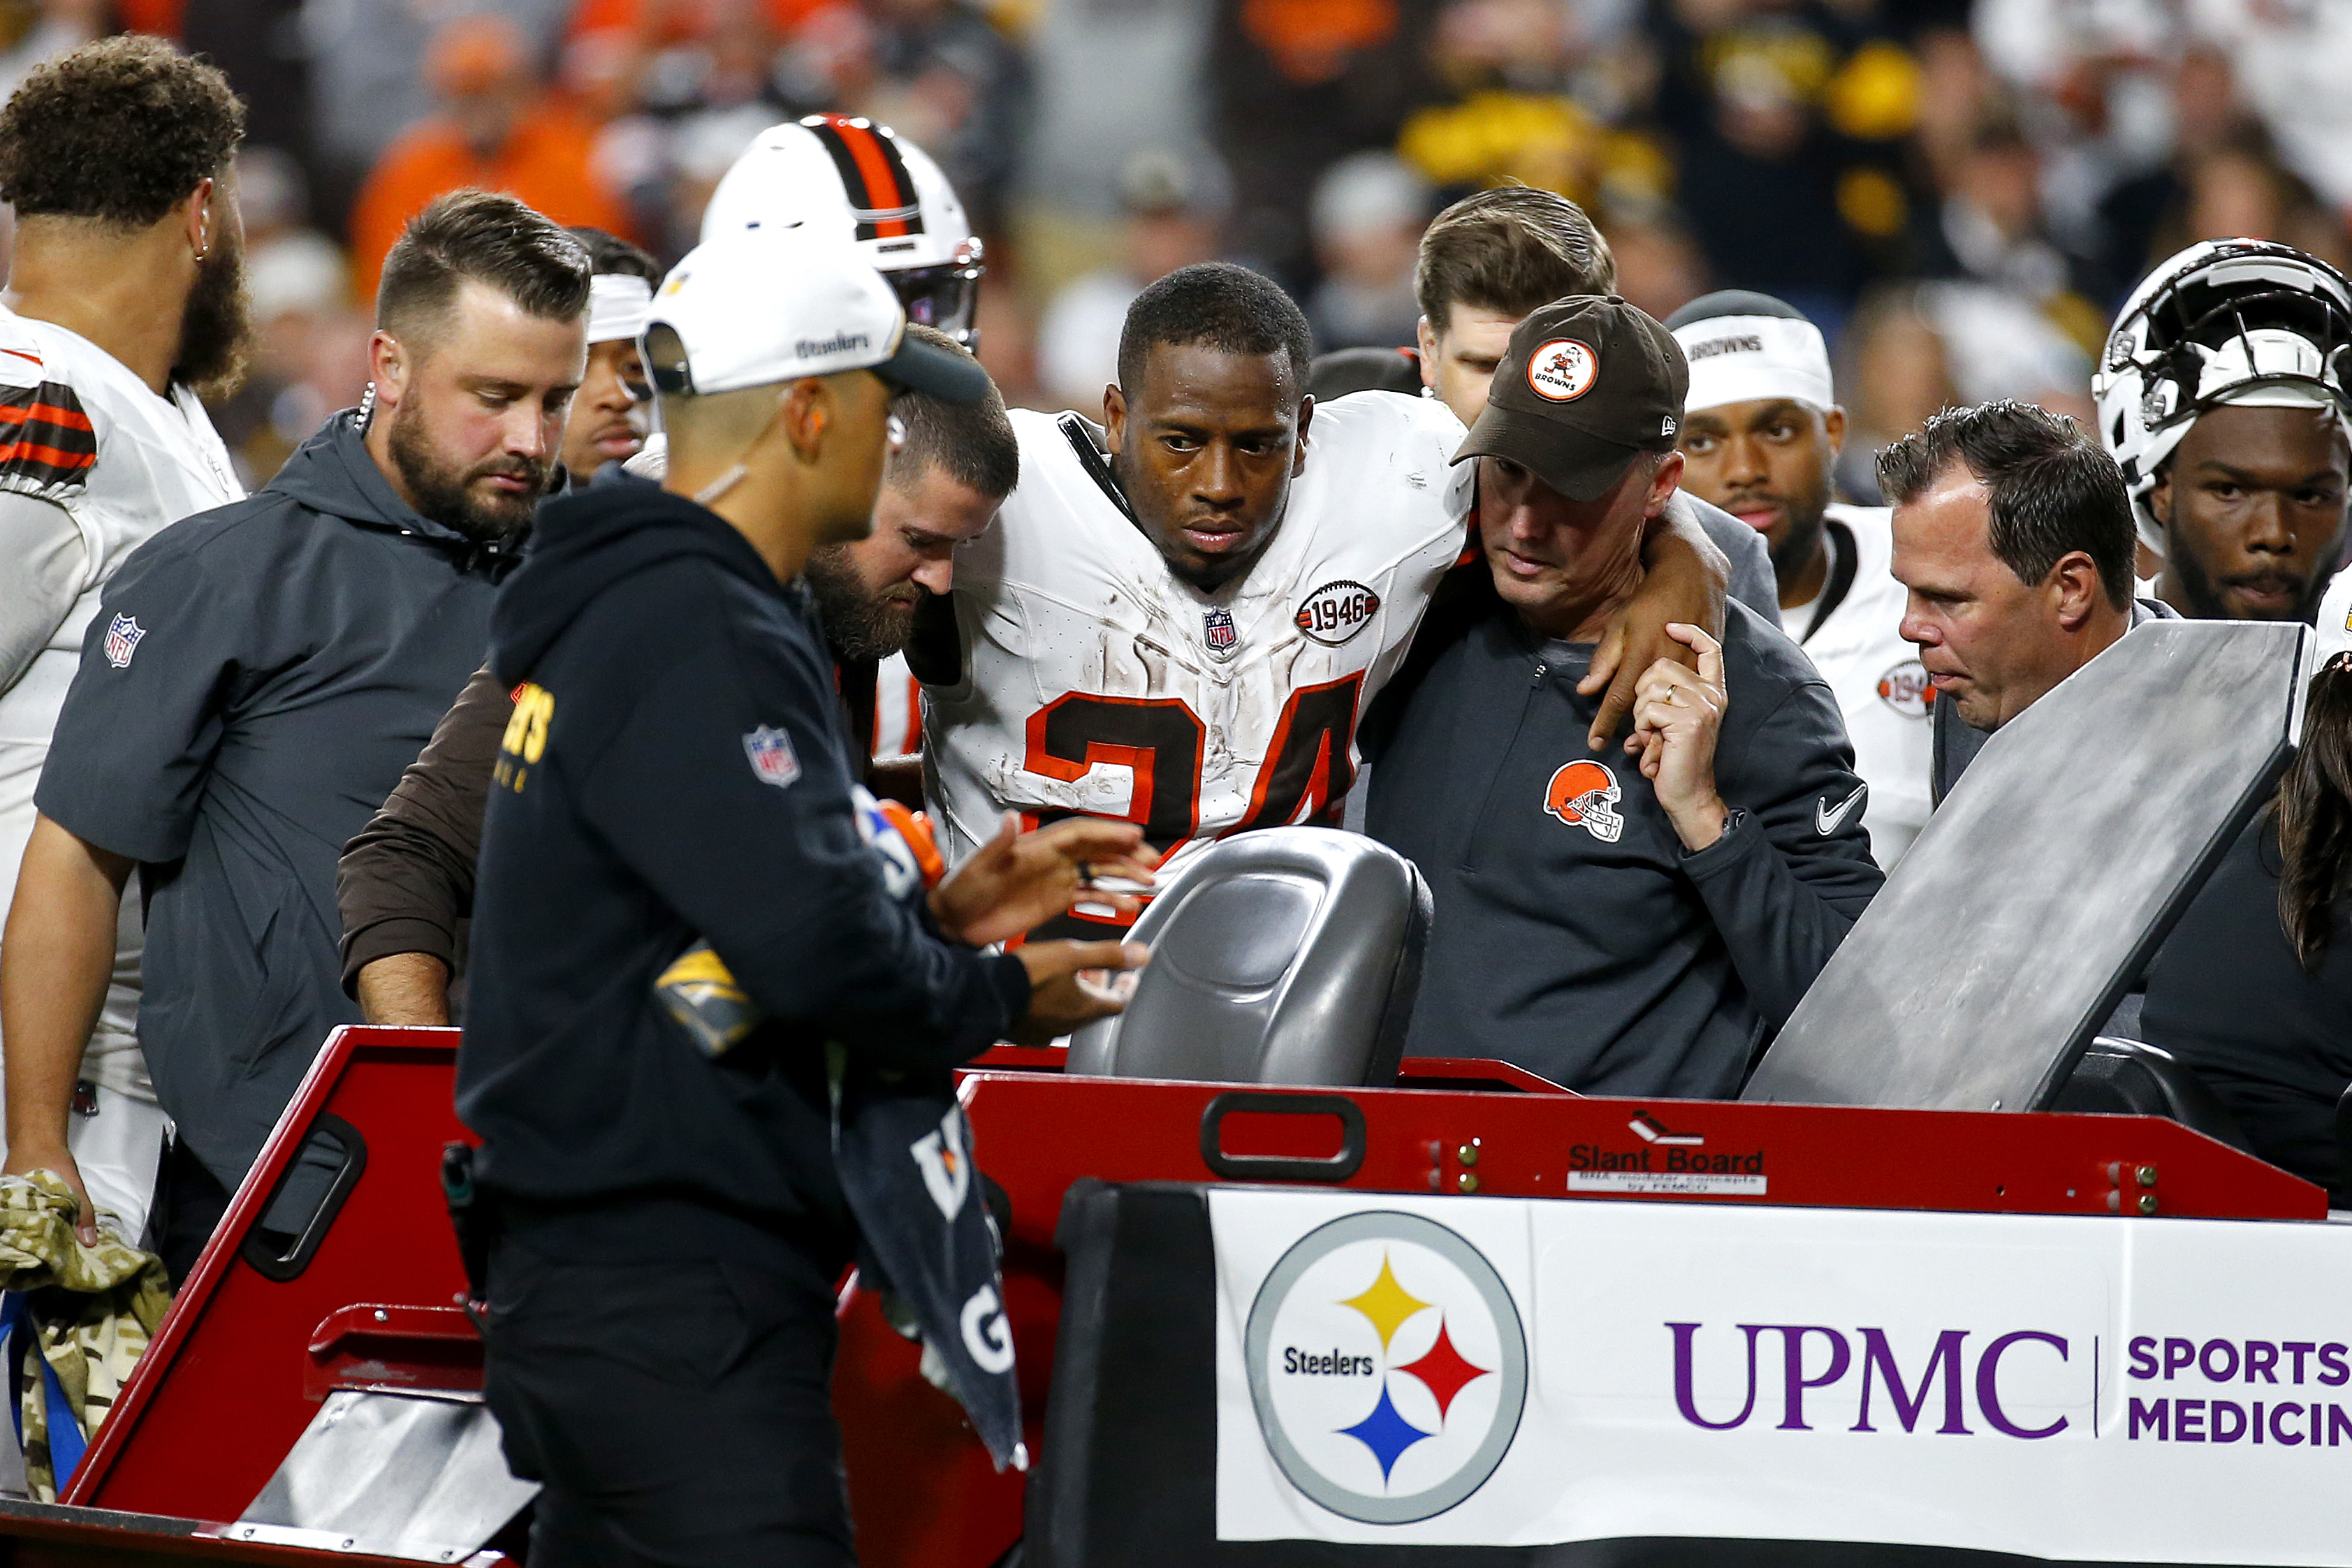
[482,1228,854,1567]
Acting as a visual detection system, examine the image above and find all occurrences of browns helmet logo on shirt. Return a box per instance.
[1544,759,1624,842]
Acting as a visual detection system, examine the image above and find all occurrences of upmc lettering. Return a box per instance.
[1667,1324,2072,1439]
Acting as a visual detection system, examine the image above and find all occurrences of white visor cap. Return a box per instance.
[1674,312,1836,416]
[643,225,985,403]
[587,273,652,346]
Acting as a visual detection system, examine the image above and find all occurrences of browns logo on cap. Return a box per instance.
[1453,295,1689,501]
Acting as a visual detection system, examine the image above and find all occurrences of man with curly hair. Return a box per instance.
[0,36,247,1249]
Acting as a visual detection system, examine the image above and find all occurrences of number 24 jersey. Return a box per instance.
[922,392,1473,909]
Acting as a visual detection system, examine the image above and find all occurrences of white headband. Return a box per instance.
[1674,312,1836,416]
[588,273,653,346]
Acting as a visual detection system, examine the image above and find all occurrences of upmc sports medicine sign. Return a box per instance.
[1211,1192,2352,1563]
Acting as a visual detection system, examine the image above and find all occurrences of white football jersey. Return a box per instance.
[1785,503,1931,867]
[2316,562,2352,673]
[924,392,1473,927]
[0,307,244,1099]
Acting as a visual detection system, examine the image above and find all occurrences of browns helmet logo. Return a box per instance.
[1526,338,1598,402]
[1544,759,1623,842]
[1876,658,1932,718]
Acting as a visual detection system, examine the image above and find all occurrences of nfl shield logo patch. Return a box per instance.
[743,724,801,789]
[103,614,145,668]
[1203,606,1238,654]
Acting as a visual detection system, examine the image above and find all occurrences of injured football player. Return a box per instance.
[916,261,1737,935]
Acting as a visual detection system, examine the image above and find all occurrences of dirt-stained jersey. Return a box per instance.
[922,391,1473,930]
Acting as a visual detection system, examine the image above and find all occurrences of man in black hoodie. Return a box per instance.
[1,191,590,1276]
[460,226,1149,1564]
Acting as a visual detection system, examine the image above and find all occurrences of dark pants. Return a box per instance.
[481,1224,855,1568]
[150,1136,231,1288]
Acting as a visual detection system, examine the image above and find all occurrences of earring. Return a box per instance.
[356,382,378,429]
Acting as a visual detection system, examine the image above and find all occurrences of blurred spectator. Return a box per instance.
[0,0,102,105]
[2143,135,2352,277]
[1659,25,1889,319]
[2190,0,2352,214]
[184,0,312,157]
[1915,112,2110,337]
[1036,147,1227,413]
[1306,151,1429,349]
[349,15,634,298]
[2095,45,2260,289]
[207,147,368,485]
[853,0,1030,236]
[304,0,574,205]
[1210,0,1440,286]
[1395,0,1662,204]
[1834,279,2091,503]
[1606,205,1708,322]
[1017,0,1212,224]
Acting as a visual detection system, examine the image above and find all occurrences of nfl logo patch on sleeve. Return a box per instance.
[103,614,145,668]
[743,724,801,788]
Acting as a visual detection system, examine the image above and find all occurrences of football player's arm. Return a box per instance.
[1666,661,1884,1027]
[1580,494,1731,749]
[0,491,86,692]
[341,664,513,1023]
[0,814,127,1242]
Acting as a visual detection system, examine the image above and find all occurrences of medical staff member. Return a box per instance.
[458,228,1151,1565]
[1667,291,1929,866]
[1365,296,1882,1097]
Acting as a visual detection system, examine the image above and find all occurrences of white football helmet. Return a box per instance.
[701,113,984,346]
[2094,238,2352,554]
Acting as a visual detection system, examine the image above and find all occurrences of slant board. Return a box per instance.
[1744,619,2307,1113]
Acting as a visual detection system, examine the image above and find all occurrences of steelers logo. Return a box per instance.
[1525,339,1598,402]
[1876,658,1932,718]
[1243,1212,1527,1525]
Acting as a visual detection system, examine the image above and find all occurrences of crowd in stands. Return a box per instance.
[0,0,2328,495]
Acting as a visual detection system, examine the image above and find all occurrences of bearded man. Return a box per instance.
[0,37,250,1250]
[1,189,589,1280]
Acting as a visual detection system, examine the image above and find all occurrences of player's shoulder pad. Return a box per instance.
[0,324,98,499]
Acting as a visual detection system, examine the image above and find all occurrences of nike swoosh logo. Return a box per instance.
[1816,783,1867,835]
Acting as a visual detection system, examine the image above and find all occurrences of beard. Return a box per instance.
[805,544,921,660]
[173,230,254,402]
[386,394,550,545]
[2165,523,2330,623]
[1769,501,1830,586]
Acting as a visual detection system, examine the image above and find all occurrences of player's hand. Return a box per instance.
[1583,500,1728,749]
[929,814,1157,948]
[1628,622,1730,851]
[1010,939,1150,1043]
[3,1138,96,1247]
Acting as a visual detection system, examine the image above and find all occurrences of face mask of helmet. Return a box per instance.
[891,261,981,346]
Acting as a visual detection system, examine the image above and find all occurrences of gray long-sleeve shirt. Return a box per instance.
[1365,599,1884,1097]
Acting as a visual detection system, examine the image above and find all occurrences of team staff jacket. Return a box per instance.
[36,412,506,1190]
[1364,599,1884,1097]
[458,485,1028,1235]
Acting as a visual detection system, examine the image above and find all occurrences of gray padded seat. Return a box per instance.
[2050,1036,2251,1150]
[1065,828,1431,1087]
